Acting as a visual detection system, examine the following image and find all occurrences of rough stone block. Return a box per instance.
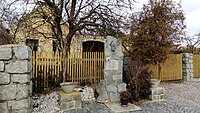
[12,74,31,83]
[67,101,75,109]
[96,86,109,102]
[0,102,8,113]
[75,100,82,109]
[28,96,33,112]
[152,89,157,95]
[59,91,81,102]
[60,101,77,111]
[109,92,120,102]
[8,99,28,110]
[189,60,193,63]
[13,46,31,60]
[105,36,123,57]
[29,81,33,95]
[117,83,127,92]
[12,109,29,113]
[105,59,119,70]
[151,87,165,95]
[106,84,117,93]
[97,90,109,102]
[182,53,190,58]
[160,94,165,100]
[5,60,31,73]
[182,58,187,62]
[112,75,123,83]
[160,88,165,94]
[60,102,68,111]
[150,95,165,101]
[189,55,193,59]
[0,73,10,85]
[0,46,12,60]
[0,84,17,101]
[151,95,159,101]
[182,64,190,69]
[190,65,193,69]
[0,61,4,71]
[16,84,29,100]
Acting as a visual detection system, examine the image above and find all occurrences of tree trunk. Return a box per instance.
[62,45,67,82]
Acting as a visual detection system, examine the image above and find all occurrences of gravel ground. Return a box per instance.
[33,81,200,113]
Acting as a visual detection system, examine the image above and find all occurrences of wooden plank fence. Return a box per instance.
[150,54,182,81]
[193,55,200,78]
[32,51,104,93]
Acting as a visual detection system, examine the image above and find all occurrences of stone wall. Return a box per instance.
[0,45,32,113]
[182,53,193,81]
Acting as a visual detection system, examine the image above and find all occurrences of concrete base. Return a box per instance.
[105,102,141,113]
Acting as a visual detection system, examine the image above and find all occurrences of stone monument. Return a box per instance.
[96,36,127,103]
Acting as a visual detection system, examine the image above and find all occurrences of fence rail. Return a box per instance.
[32,51,104,93]
[150,54,182,81]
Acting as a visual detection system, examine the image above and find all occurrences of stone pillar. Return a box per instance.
[182,53,193,81]
[96,36,126,103]
[0,45,32,113]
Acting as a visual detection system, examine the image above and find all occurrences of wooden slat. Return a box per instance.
[193,55,200,78]
[32,51,105,92]
[150,54,182,81]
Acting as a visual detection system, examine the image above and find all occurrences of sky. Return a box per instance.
[135,0,200,36]
[11,0,200,37]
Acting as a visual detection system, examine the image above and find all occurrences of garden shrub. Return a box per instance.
[123,58,151,101]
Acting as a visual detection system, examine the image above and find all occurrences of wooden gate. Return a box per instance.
[150,54,182,81]
[193,55,200,78]
[32,51,104,93]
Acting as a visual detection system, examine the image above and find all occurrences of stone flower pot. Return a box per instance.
[60,82,78,93]
[151,79,161,87]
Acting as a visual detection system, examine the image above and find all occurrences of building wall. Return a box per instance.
[11,5,105,52]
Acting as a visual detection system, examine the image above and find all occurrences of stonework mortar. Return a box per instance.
[0,45,32,113]
[96,36,126,103]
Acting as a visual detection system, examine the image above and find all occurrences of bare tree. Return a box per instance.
[34,0,135,82]
[0,0,35,43]
[3,0,135,82]
[184,33,200,48]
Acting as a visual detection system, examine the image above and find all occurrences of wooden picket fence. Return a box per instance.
[150,54,182,81]
[32,51,104,93]
[193,55,200,78]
